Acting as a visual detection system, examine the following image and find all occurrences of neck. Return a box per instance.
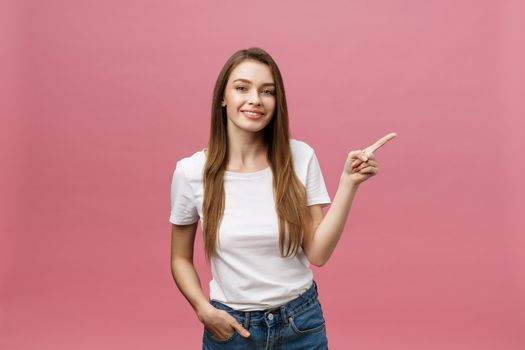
[226,131,268,169]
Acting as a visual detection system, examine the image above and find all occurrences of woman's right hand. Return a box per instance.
[197,304,251,340]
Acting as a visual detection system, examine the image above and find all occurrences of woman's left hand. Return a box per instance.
[343,133,397,186]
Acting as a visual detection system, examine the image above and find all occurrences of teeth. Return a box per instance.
[244,111,261,116]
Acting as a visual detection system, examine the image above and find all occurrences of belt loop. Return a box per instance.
[280,305,289,325]
[243,311,250,328]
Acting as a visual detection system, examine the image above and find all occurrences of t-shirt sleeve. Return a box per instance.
[305,150,332,208]
[169,161,199,225]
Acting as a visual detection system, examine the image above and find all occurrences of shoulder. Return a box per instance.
[289,138,317,184]
[290,138,315,161]
[173,148,206,181]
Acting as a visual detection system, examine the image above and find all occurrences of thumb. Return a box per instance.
[231,319,251,338]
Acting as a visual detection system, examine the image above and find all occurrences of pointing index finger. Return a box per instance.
[365,132,397,153]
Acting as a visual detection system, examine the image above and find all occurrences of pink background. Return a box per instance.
[2,0,525,349]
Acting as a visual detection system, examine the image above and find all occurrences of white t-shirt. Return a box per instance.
[169,138,331,311]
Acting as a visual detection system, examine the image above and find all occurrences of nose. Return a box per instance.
[247,90,262,106]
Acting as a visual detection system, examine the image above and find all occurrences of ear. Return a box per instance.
[221,100,226,107]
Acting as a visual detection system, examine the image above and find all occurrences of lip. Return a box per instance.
[241,109,264,115]
[241,110,264,120]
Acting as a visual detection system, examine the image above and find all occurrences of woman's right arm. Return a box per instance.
[170,222,213,321]
[170,223,251,339]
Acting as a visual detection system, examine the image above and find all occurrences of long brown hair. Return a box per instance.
[202,47,312,264]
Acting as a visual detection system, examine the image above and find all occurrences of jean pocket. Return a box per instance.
[288,300,326,335]
[204,326,239,343]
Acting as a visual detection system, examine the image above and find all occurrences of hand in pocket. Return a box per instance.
[201,307,251,340]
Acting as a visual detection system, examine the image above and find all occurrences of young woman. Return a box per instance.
[170,47,396,349]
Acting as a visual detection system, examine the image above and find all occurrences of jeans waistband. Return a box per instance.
[209,280,319,328]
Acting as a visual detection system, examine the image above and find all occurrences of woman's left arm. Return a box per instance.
[303,133,397,267]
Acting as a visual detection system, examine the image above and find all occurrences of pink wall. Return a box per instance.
[2,0,524,349]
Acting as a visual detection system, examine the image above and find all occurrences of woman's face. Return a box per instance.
[222,59,276,134]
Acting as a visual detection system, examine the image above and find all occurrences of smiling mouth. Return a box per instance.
[242,110,264,119]
[242,110,264,115]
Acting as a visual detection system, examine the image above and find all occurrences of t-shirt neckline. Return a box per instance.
[200,149,272,178]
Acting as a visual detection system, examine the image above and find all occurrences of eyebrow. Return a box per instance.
[233,78,275,86]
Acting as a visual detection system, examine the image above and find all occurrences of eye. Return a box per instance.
[235,86,247,91]
[263,89,276,95]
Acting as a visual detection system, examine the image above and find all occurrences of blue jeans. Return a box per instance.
[202,280,329,349]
